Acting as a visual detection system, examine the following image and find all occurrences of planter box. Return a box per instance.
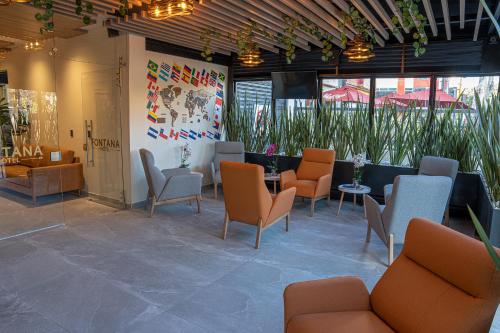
[245,152,498,244]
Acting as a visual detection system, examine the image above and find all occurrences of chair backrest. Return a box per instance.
[214,141,245,172]
[296,148,336,181]
[220,161,272,225]
[382,175,451,243]
[139,148,166,199]
[371,218,500,333]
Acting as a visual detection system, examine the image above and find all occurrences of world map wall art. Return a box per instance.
[144,58,225,143]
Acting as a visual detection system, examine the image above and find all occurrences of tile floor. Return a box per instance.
[0,189,498,333]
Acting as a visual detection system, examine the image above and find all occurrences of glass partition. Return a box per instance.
[436,75,499,111]
[321,78,370,110]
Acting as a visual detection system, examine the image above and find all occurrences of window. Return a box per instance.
[436,76,499,111]
[375,77,431,109]
[321,78,370,110]
[234,80,272,112]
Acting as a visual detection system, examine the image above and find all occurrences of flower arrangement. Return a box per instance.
[266,143,279,175]
[180,143,192,168]
[352,153,366,188]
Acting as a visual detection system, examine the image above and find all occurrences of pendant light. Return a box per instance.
[238,46,263,67]
[343,35,375,63]
[24,40,44,52]
[147,0,194,20]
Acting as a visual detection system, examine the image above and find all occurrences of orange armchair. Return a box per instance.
[284,218,500,333]
[220,161,296,249]
[281,148,336,216]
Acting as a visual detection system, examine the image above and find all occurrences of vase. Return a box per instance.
[352,178,360,189]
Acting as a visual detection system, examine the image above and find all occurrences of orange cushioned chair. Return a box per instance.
[220,161,296,249]
[280,148,336,216]
[284,217,500,333]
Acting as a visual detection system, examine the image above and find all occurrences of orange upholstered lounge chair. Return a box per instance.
[284,218,500,333]
[220,161,296,249]
[280,148,336,216]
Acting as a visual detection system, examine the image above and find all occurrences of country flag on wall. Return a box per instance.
[171,63,181,82]
[218,72,226,82]
[206,131,214,140]
[190,68,200,87]
[209,70,217,87]
[180,129,189,139]
[216,89,223,99]
[159,128,168,139]
[181,65,191,84]
[147,127,158,139]
[200,69,209,86]
[159,63,171,81]
[189,130,197,140]
[213,120,220,130]
[214,132,221,140]
[147,111,158,123]
[147,60,158,73]
[198,131,206,138]
[215,97,223,107]
[170,129,179,140]
[147,71,158,84]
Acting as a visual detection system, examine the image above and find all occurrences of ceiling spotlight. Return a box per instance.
[24,40,44,52]
[343,35,375,63]
[147,0,194,20]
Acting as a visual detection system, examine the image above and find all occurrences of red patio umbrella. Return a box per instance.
[389,90,469,109]
[322,86,370,104]
[374,92,407,107]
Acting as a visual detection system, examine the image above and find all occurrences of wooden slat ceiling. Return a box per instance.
[1,0,498,57]
[0,3,89,43]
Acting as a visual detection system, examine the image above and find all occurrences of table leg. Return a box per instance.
[363,194,367,218]
[273,180,277,194]
[353,193,356,210]
[337,192,344,216]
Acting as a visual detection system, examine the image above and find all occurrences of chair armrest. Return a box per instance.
[162,173,202,199]
[284,277,370,329]
[365,195,387,245]
[315,174,332,197]
[266,187,296,225]
[161,167,190,181]
[280,170,296,189]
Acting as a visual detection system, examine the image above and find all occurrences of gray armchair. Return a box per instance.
[384,156,458,224]
[366,175,452,265]
[139,148,202,217]
[211,141,244,199]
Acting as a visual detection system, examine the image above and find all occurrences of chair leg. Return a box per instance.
[149,197,156,218]
[310,199,315,217]
[388,234,394,265]
[444,208,450,226]
[366,224,371,242]
[214,183,218,200]
[196,195,201,213]
[285,214,289,232]
[222,211,229,240]
[255,218,263,249]
[144,191,150,210]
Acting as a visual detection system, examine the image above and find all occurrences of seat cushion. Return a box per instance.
[287,311,395,333]
[285,179,317,198]
[5,165,30,178]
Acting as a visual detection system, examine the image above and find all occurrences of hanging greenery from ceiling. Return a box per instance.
[200,28,220,62]
[391,0,428,57]
[75,0,93,25]
[33,0,54,34]
[118,0,128,16]
[339,7,377,50]
[277,16,298,64]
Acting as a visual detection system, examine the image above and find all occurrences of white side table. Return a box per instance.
[264,173,280,194]
[337,184,371,217]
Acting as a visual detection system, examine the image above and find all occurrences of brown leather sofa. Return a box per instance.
[281,148,336,216]
[220,161,296,249]
[0,146,84,204]
[284,218,500,333]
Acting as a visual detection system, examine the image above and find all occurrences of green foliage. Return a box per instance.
[118,0,128,16]
[392,0,428,57]
[387,104,410,165]
[348,103,369,156]
[33,0,54,34]
[75,0,93,25]
[200,28,220,62]
[340,7,377,50]
[467,205,500,270]
[367,105,392,164]
[467,93,500,205]
[0,98,11,146]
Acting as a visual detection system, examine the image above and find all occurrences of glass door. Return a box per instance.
[81,69,125,208]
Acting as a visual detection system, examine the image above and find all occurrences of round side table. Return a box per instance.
[264,173,280,194]
[337,184,371,217]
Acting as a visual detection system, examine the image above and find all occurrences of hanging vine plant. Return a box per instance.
[118,0,128,16]
[75,0,93,25]
[200,28,220,62]
[339,7,377,50]
[33,0,54,34]
[277,16,299,64]
[391,0,428,57]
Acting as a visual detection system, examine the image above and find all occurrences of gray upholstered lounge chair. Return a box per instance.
[139,148,202,217]
[384,156,458,224]
[211,141,244,199]
[365,175,452,265]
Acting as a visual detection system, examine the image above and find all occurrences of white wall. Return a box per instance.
[127,35,228,204]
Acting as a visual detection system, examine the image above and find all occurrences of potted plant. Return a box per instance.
[180,143,192,168]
